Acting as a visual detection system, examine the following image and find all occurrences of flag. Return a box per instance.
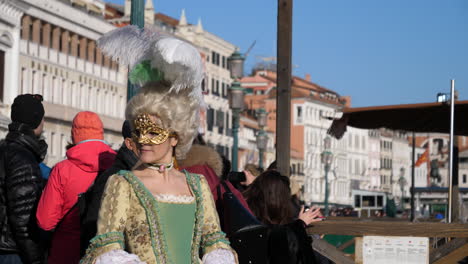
[415,148,429,167]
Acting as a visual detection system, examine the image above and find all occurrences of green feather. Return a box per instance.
[129,60,164,85]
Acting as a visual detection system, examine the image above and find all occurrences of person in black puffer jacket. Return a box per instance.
[79,120,139,256]
[0,94,48,264]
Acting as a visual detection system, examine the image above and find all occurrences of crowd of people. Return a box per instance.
[0,26,327,264]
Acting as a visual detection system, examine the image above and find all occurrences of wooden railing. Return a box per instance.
[307,219,468,264]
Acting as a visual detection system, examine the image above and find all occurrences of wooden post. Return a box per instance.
[411,132,416,221]
[355,237,363,264]
[430,238,468,263]
[276,0,293,177]
[312,239,355,264]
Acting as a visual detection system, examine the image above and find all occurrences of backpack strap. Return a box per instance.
[220,180,232,194]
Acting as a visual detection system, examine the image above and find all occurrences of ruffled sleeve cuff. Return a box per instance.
[80,232,126,264]
[202,249,236,264]
[95,250,146,264]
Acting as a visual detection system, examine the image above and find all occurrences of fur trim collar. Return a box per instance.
[178,144,223,177]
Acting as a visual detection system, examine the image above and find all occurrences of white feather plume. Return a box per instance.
[97,25,159,69]
[151,36,204,103]
[97,26,204,105]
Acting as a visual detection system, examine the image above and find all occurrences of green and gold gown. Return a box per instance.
[81,170,237,264]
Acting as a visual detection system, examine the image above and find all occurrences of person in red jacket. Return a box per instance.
[36,111,116,264]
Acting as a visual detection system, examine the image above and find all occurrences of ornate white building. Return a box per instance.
[0,0,126,165]
[175,10,236,160]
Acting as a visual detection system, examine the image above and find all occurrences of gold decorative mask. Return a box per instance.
[132,113,173,145]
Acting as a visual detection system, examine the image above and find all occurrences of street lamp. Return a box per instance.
[321,137,333,216]
[256,108,268,169]
[398,167,407,211]
[228,50,245,172]
[127,0,145,101]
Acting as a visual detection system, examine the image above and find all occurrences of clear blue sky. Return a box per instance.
[107,0,468,107]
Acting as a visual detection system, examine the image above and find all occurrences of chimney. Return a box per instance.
[305,73,311,82]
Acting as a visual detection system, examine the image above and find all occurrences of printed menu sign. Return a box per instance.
[363,236,429,264]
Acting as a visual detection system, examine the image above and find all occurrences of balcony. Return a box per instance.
[19,40,123,84]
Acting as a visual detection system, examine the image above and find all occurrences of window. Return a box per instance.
[354,195,361,208]
[222,83,227,98]
[463,174,466,184]
[222,56,226,68]
[211,78,215,95]
[216,110,224,134]
[207,108,214,131]
[296,106,303,123]
[377,196,383,207]
[211,51,216,64]
[201,78,206,93]
[226,112,231,136]
[216,144,224,156]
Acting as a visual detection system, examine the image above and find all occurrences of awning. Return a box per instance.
[71,0,86,7]
[87,3,102,14]
[328,100,468,138]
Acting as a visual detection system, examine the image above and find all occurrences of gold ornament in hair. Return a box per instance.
[133,113,175,145]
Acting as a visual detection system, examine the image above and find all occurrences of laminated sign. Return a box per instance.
[363,236,429,264]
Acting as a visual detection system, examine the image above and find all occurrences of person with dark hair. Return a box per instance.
[0,94,47,264]
[36,111,116,264]
[79,120,140,256]
[266,160,277,171]
[221,155,231,180]
[179,135,253,234]
[244,170,323,264]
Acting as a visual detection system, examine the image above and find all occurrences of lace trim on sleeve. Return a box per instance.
[95,249,146,264]
[202,249,236,264]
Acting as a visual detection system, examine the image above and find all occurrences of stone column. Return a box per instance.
[103,55,110,68]
[32,19,41,44]
[87,40,95,63]
[70,34,78,57]
[61,30,69,54]
[79,37,87,60]
[42,23,51,47]
[95,48,102,65]
[21,15,31,40]
[52,26,61,50]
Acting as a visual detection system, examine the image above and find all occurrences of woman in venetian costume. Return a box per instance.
[80,26,238,264]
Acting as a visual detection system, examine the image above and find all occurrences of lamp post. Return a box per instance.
[228,50,245,172]
[127,0,145,101]
[398,167,407,211]
[256,108,268,169]
[321,137,333,216]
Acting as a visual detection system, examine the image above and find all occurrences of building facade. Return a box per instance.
[0,0,126,165]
